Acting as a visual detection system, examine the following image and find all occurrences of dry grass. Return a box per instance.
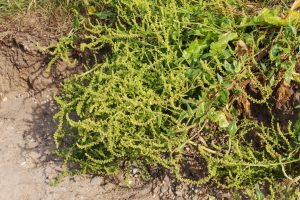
[0,0,83,19]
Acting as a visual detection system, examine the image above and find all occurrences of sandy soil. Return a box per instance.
[0,88,165,200]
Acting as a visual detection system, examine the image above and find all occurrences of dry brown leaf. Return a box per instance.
[255,48,268,62]
[240,94,251,117]
[249,82,259,94]
[239,79,251,89]
[276,81,293,109]
[236,40,250,56]
[257,75,266,87]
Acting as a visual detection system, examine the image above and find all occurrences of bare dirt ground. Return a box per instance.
[0,12,214,200]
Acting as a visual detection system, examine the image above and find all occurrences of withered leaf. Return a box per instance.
[236,40,250,56]
[276,81,293,109]
[240,94,251,116]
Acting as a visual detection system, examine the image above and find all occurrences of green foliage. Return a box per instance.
[45,32,77,72]
[52,0,300,198]
[200,119,300,188]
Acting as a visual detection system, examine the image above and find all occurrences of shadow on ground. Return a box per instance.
[21,98,64,177]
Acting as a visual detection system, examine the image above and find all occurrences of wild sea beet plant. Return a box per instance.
[51,0,300,198]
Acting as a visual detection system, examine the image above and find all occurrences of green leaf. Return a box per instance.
[269,75,275,87]
[73,15,81,29]
[95,10,114,19]
[210,32,238,56]
[228,120,238,136]
[232,60,241,73]
[186,103,193,116]
[218,88,229,106]
[252,8,300,27]
[185,68,201,81]
[223,60,233,73]
[284,64,295,85]
[210,111,230,128]
[259,8,287,26]
[217,73,223,83]
[157,115,162,127]
[195,102,206,119]
[183,38,209,63]
[270,44,281,61]
[255,184,265,200]
[178,111,189,122]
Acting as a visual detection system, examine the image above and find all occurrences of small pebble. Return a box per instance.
[103,183,116,191]
[160,185,169,193]
[20,161,26,166]
[132,168,138,174]
[90,176,104,186]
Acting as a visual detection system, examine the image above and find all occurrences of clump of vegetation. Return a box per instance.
[51,0,300,198]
